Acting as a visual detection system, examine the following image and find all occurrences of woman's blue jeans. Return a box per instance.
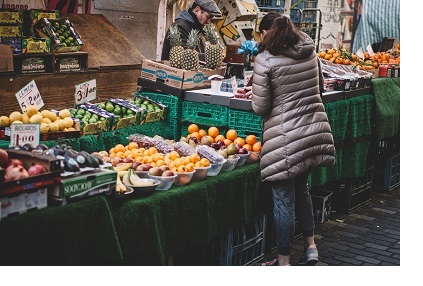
[271,170,315,256]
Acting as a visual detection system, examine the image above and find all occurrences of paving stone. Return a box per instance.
[355,255,381,264]
[363,242,389,250]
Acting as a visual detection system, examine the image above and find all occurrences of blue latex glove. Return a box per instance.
[237,40,259,56]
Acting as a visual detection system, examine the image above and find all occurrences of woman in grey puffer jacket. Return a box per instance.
[251,12,335,266]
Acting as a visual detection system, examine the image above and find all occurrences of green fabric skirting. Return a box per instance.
[371,78,400,139]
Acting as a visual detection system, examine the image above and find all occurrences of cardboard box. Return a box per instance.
[184,88,233,106]
[0,188,48,218]
[53,51,87,72]
[21,37,50,53]
[0,23,22,37]
[0,149,61,198]
[140,59,226,92]
[0,9,23,24]
[105,98,144,130]
[218,20,255,45]
[13,53,54,73]
[77,103,115,135]
[133,95,166,123]
[217,0,259,26]
[49,169,116,202]
[229,97,253,111]
[311,190,333,223]
[35,17,84,53]
[0,36,21,54]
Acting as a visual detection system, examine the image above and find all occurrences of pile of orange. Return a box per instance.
[105,141,211,172]
[186,124,262,152]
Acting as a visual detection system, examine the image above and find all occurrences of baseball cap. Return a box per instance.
[194,0,222,17]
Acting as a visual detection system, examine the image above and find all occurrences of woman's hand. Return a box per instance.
[244,86,253,99]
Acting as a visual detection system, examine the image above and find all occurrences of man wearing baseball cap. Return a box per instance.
[161,0,222,62]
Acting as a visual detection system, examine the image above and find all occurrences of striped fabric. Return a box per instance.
[352,0,400,53]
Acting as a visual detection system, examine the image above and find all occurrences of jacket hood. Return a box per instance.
[176,10,195,23]
[283,32,315,60]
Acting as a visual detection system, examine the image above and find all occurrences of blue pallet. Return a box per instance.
[374,153,400,192]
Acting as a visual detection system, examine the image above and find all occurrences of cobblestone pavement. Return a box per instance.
[254,186,400,266]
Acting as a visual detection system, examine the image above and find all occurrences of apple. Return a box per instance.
[149,166,163,176]
[27,163,48,176]
[162,170,175,177]
[238,147,249,154]
[132,161,141,169]
[211,142,220,150]
[121,157,134,163]
[226,143,238,156]
[137,163,152,171]
[234,143,243,151]
[0,149,8,168]
[160,165,170,172]
[216,139,225,148]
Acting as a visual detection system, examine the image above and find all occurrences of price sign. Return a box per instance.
[9,124,40,148]
[75,79,97,105]
[15,80,44,113]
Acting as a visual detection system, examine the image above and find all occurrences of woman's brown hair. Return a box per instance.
[258,15,301,55]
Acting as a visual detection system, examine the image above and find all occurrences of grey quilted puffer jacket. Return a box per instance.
[251,32,335,182]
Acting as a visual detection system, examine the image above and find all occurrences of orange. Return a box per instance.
[190,131,201,141]
[233,137,245,146]
[226,129,238,141]
[245,135,257,145]
[200,158,210,167]
[198,129,207,138]
[214,134,225,142]
[243,144,253,151]
[114,144,125,153]
[223,138,232,147]
[127,141,139,150]
[187,123,199,134]
[189,153,201,163]
[208,126,219,138]
[252,142,262,152]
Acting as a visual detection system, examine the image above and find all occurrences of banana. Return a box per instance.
[122,172,131,185]
[113,162,133,172]
[129,168,154,187]
[117,170,129,178]
[116,173,126,193]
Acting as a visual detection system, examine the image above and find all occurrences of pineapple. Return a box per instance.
[182,29,200,71]
[203,24,223,70]
[168,25,184,69]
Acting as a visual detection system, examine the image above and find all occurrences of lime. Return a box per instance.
[75,114,83,120]
[89,117,97,124]
[76,109,85,116]
[140,104,147,110]
[99,117,106,121]
[121,107,127,115]
[127,109,134,115]
[98,103,106,110]
[105,103,114,113]
[113,106,121,115]
[91,114,99,120]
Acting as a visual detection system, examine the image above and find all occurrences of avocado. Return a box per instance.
[35,144,49,151]
[92,154,104,166]
[74,153,86,168]
[22,143,34,152]
[85,155,100,168]
[64,157,80,172]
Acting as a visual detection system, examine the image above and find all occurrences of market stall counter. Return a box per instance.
[111,162,262,266]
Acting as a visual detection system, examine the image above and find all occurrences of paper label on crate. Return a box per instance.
[356,48,364,60]
[75,79,97,105]
[231,76,238,93]
[9,123,40,148]
[15,80,44,113]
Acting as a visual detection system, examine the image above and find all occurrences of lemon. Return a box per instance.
[0,116,10,127]
[21,114,30,123]
[26,105,38,117]
[55,119,66,131]
[48,122,59,132]
[41,117,51,124]
[29,114,43,124]
[67,127,76,131]
[63,117,74,128]
[48,111,57,122]
[9,111,22,123]
[40,122,49,133]
[11,120,23,124]
[41,110,51,119]
[59,109,71,119]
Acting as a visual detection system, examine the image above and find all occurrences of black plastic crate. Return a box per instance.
[330,165,374,214]
[377,134,400,157]
[374,152,400,192]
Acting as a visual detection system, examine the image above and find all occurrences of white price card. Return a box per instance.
[9,124,40,148]
[231,76,238,94]
[15,80,44,113]
[75,79,97,105]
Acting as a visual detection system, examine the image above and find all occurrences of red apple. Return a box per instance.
[132,161,141,169]
[28,163,48,176]
[0,149,8,168]
[162,170,175,177]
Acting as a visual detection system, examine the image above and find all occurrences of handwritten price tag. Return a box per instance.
[10,124,40,148]
[231,76,238,94]
[75,79,97,105]
[15,80,44,113]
